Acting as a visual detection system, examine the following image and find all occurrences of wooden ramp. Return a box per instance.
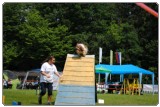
[55,54,95,105]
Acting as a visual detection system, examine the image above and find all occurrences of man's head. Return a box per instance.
[46,56,55,64]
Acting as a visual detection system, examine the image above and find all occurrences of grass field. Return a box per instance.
[3,89,158,106]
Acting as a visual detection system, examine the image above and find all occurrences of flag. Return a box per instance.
[99,47,102,63]
[110,50,113,65]
[115,52,121,64]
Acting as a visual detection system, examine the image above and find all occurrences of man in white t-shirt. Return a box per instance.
[38,56,61,105]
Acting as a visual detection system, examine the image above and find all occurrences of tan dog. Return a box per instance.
[76,43,88,57]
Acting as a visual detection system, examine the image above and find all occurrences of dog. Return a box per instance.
[75,43,88,57]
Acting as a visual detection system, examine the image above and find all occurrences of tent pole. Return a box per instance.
[139,73,142,95]
[110,74,111,81]
[120,74,123,82]
[105,73,109,84]
[22,72,29,89]
[98,73,100,84]
[152,74,154,95]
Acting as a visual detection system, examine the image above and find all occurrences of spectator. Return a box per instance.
[7,79,12,89]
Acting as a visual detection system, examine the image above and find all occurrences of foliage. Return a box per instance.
[3,3,158,80]
[3,41,20,69]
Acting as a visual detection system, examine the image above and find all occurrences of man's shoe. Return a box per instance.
[38,96,42,104]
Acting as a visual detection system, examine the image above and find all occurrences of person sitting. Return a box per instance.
[33,80,39,89]
[7,79,12,89]
[3,79,8,89]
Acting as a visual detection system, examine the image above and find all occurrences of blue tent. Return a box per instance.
[95,64,155,94]
[31,69,41,73]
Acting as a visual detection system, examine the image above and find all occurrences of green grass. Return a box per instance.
[3,89,158,106]
[3,89,57,105]
[97,93,158,106]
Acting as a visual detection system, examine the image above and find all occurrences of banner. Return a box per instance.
[110,50,113,65]
[115,52,121,65]
[99,47,102,64]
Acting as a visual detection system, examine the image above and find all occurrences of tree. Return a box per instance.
[3,3,158,78]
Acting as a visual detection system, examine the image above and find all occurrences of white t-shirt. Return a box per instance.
[40,62,58,83]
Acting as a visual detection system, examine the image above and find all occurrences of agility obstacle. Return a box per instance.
[120,78,142,95]
[55,54,95,105]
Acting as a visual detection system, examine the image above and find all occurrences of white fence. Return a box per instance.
[96,83,158,94]
[143,84,158,93]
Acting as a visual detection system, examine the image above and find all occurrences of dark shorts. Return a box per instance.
[40,82,53,96]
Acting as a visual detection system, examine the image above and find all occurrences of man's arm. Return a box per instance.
[54,71,61,78]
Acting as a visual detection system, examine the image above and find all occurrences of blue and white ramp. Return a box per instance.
[55,54,95,105]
